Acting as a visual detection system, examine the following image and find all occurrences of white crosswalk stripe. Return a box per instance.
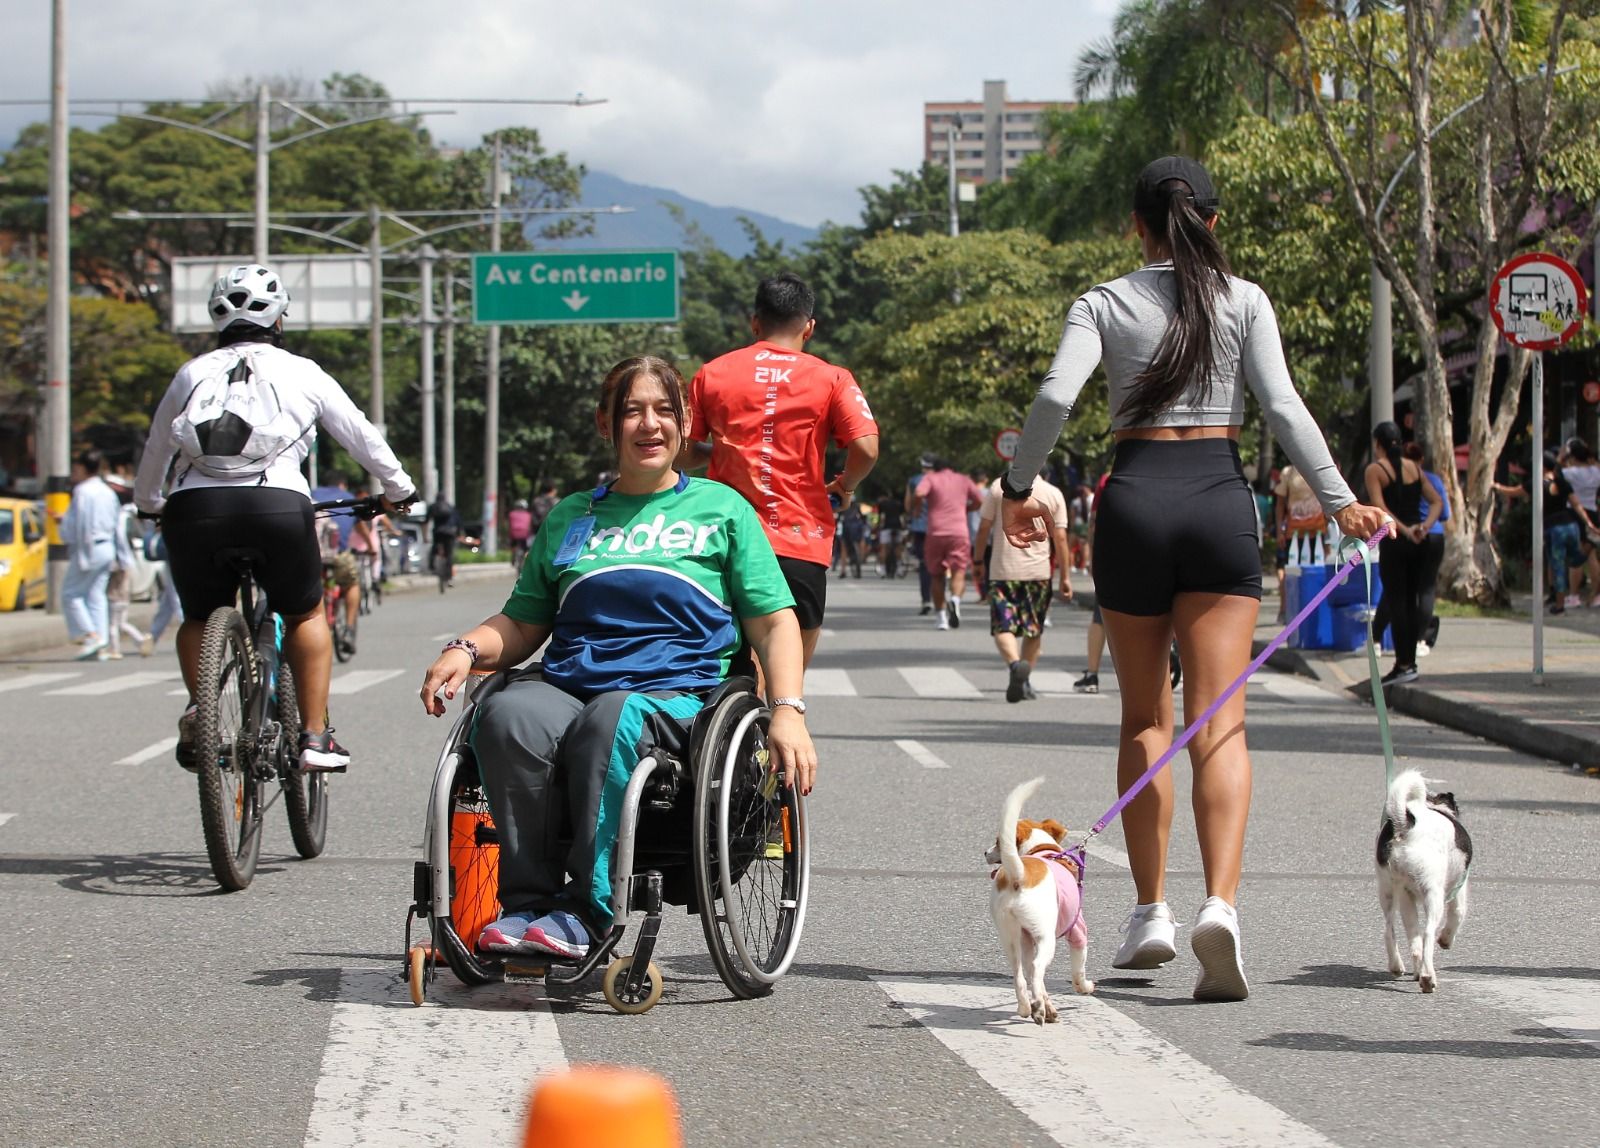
[873,977,1339,1148]
[115,737,179,766]
[1462,973,1600,1045]
[302,968,566,1147]
[898,666,981,699]
[895,738,949,769]
[327,670,406,696]
[1251,671,1344,704]
[803,668,857,696]
[45,671,181,696]
[0,671,82,694]
[0,813,14,829]
[1030,670,1090,695]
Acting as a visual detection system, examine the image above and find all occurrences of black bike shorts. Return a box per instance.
[776,556,827,631]
[163,487,324,621]
[1093,438,1262,616]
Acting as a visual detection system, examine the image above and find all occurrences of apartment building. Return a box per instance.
[923,80,1071,186]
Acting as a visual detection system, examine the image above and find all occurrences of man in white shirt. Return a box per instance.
[58,449,122,659]
[974,468,1073,702]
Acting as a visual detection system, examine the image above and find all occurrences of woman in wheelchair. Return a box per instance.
[419,355,816,963]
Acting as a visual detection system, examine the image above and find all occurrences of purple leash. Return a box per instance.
[1060,525,1391,881]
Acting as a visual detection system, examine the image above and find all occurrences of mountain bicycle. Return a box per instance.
[324,565,356,663]
[146,495,387,891]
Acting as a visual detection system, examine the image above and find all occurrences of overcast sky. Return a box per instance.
[3,0,1118,227]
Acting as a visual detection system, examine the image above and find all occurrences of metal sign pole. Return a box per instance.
[482,135,503,555]
[419,244,438,504]
[44,0,71,615]
[442,269,456,506]
[1532,351,1545,686]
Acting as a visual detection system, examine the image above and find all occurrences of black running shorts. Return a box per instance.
[1092,438,1262,616]
[162,487,324,620]
[776,556,827,631]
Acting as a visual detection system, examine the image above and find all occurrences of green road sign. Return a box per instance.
[472,250,679,325]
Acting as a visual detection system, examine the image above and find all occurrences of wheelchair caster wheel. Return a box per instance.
[407,945,428,1007]
[602,956,663,1014]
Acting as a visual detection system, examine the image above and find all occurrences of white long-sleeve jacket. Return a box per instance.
[135,343,414,513]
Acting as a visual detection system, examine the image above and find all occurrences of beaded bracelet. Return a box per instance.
[441,638,479,665]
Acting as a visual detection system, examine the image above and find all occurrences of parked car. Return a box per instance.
[0,498,48,611]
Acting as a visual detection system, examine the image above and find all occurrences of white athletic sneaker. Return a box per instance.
[935,612,950,631]
[1112,902,1178,969]
[1191,895,1249,1001]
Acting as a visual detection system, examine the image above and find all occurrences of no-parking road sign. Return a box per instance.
[1490,252,1588,351]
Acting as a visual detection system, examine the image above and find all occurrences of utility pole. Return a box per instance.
[44,0,71,614]
[368,204,384,434]
[482,134,504,554]
[254,84,270,263]
[442,269,456,505]
[419,244,438,503]
[946,120,960,238]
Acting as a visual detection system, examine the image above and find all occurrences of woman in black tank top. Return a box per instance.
[1363,422,1442,683]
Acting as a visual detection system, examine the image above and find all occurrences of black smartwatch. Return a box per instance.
[999,471,1034,501]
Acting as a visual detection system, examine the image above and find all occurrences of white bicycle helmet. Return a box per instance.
[208,264,290,332]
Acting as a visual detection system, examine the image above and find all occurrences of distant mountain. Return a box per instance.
[530,171,819,257]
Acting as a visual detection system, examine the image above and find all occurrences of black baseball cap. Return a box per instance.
[1135,155,1219,212]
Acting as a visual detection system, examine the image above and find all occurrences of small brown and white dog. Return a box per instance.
[986,777,1094,1024]
[1376,769,1473,993]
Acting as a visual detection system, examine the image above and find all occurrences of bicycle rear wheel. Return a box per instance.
[330,596,353,663]
[196,607,264,891]
[278,661,328,859]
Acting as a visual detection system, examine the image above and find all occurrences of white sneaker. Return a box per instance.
[1112,902,1178,969]
[1416,640,1431,658]
[1191,896,1248,1001]
[935,613,950,631]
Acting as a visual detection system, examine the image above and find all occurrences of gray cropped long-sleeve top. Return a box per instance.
[1005,262,1356,514]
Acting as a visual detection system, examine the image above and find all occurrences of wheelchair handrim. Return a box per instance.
[717,707,808,984]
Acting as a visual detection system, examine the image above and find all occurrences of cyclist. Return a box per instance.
[134,263,414,772]
[312,474,371,645]
[507,498,534,570]
[428,493,462,586]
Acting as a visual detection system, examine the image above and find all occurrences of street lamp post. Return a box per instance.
[43,0,71,614]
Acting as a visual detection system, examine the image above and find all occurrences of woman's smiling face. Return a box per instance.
[607,371,682,480]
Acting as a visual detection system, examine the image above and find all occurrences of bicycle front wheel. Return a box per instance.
[277,661,328,859]
[196,607,264,891]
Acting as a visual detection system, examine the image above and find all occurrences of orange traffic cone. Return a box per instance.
[524,1065,683,1148]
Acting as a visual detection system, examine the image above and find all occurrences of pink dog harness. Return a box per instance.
[1040,851,1088,949]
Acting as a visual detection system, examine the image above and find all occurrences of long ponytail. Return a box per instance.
[1120,181,1233,425]
[1373,420,1405,478]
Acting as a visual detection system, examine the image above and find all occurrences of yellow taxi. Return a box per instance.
[0,497,48,611]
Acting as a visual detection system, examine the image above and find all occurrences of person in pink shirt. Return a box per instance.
[911,457,982,630]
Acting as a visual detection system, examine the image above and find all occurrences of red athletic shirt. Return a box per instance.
[689,341,877,566]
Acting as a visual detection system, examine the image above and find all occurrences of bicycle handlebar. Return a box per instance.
[137,492,415,525]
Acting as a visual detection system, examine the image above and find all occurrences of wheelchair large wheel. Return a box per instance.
[693,693,809,998]
[435,759,504,987]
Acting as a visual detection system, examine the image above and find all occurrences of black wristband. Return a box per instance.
[1000,472,1033,501]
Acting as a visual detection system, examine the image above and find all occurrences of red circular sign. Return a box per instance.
[993,427,1022,461]
[1585,381,1600,405]
[1489,252,1588,351]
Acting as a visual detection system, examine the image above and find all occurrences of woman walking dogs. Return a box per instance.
[1001,157,1389,1001]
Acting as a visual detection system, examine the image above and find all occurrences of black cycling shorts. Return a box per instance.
[162,487,324,620]
[1093,438,1262,616]
[776,556,828,631]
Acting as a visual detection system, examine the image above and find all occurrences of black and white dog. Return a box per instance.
[1376,769,1473,993]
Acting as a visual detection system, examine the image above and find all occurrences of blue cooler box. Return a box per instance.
[1285,565,1336,649]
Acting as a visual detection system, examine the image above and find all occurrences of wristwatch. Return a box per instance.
[999,472,1034,501]
[770,697,807,715]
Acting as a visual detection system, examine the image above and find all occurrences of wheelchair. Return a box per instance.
[404,669,811,1014]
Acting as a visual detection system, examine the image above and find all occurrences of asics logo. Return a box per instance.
[754,350,797,361]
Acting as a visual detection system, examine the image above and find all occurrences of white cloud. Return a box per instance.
[1,0,1112,227]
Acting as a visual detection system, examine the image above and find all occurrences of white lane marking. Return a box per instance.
[898,666,981,699]
[115,736,179,766]
[327,669,405,696]
[1463,974,1600,1044]
[45,671,180,696]
[0,671,82,694]
[820,627,837,638]
[430,632,456,642]
[1030,670,1095,696]
[0,813,14,828]
[1250,672,1342,703]
[302,968,566,1147]
[1085,841,1131,869]
[894,739,949,769]
[803,668,857,697]
[873,978,1338,1148]
[168,687,190,696]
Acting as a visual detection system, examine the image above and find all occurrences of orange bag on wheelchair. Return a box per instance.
[449,808,500,947]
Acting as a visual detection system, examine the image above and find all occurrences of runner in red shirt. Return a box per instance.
[685,272,879,664]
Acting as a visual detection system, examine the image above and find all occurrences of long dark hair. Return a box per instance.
[1120,181,1233,425]
[1373,420,1405,478]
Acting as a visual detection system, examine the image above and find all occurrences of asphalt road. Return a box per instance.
[2,573,1596,1147]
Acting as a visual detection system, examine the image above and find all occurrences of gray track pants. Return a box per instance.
[470,675,703,927]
